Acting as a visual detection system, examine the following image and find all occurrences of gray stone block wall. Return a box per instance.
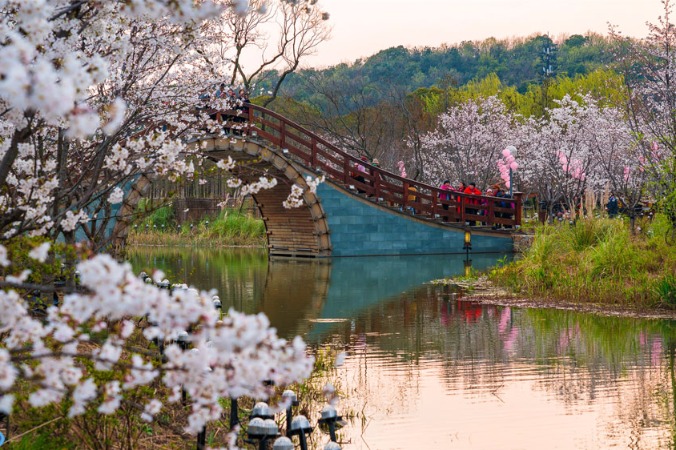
[316,183,514,257]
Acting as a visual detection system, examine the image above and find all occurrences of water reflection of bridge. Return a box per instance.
[259,253,507,340]
[127,247,507,339]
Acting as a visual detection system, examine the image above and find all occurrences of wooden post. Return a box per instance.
[279,121,286,150]
[487,197,495,227]
[310,138,317,168]
[343,157,351,185]
[373,170,381,199]
[514,192,524,226]
[403,182,410,210]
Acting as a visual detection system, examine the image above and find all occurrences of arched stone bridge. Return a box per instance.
[115,105,522,258]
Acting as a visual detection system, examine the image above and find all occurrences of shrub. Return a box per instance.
[490,216,676,307]
[654,274,676,308]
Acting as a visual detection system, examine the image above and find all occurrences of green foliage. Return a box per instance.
[653,274,676,308]
[208,209,266,241]
[272,33,617,109]
[547,69,627,108]
[587,228,636,280]
[491,217,676,307]
[135,199,175,229]
[0,236,76,286]
[11,431,74,450]
[128,208,265,247]
[657,175,676,229]
[648,213,676,244]
[569,218,609,251]
[403,69,626,121]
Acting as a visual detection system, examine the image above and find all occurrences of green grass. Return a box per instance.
[490,215,676,309]
[9,430,75,450]
[128,208,266,247]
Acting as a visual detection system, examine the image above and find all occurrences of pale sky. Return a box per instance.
[302,0,664,68]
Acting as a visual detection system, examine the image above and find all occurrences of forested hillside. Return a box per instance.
[258,32,616,107]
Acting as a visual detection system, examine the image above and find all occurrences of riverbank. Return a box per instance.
[444,214,676,318]
[444,275,676,320]
[127,208,266,247]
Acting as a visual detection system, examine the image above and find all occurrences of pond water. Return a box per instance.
[128,247,676,450]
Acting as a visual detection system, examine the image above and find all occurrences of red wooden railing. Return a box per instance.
[210,105,522,229]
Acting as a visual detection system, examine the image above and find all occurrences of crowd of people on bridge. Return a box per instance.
[438,179,514,228]
[349,154,515,228]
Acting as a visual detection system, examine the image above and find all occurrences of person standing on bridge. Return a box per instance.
[492,184,511,229]
[215,83,226,99]
[439,180,452,207]
[481,187,495,225]
[438,180,452,221]
[463,182,482,226]
[354,156,369,194]
[454,181,467,222]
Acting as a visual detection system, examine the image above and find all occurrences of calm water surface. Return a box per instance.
[128,247,676,450]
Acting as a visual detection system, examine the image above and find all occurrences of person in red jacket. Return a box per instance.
[454,181,466,221]
[463,182,481,225]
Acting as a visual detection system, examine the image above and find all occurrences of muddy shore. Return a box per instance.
[441,277,676,321]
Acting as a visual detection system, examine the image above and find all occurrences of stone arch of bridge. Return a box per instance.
[111,136,331,258]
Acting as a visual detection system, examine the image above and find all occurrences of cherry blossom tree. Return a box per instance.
[609,0,676,219]
[516,95,606,218]
[585,103,647,222]
[0,1,316,444]
[0,1,222,250]
[0,247,313,436]
[418,95,516,190]
[514,94,648,222]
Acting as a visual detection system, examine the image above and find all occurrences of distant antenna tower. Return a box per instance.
[542,42,557,80]
[541,39,557,112]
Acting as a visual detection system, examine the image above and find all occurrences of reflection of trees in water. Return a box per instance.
[523,309,676,445]
[339,282,671,370]
[665,342,676,449]
[126,247,268,312]
[323,282,676,447]
[125,247,676,447]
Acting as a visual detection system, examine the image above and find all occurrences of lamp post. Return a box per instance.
[463,229,472,258]
[463,229,472,276]
[509,167,513,197]
[177,331,188,405]
[250,402,274,421]
[212,295,222,320]
[282,390,299,437]
[273,437,294,450]
[289,415,313,450]
[247,417,280,450]
[229,397,239,429]
[318,405,342,443]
